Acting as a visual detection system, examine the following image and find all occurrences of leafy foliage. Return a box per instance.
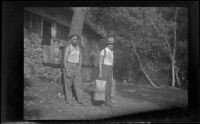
[86,7,188,87]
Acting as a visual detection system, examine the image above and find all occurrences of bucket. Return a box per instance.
[96,79,106,92]
[94,79,106,101]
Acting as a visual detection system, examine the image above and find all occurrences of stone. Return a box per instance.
[39,100,44,104]
[24,28,64,84]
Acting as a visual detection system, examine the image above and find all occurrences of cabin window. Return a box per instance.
[31,13,42,35]
[41,18,70,67]
[42,19,52,45]
[42,19,54,65]
[55,22,69,41]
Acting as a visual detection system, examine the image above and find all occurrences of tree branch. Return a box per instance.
[150,18,174,61]
[130,40,161,88]
[173,7,180,60]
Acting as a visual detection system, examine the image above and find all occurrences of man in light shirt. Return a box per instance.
[63,34,86,106]
[99,37,116,108]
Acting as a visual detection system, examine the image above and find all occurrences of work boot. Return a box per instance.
[72,97,79,105]
[66,101,74,106]
[100,102,107,109]
[105,101,118,108]
[66,98,74,106]
[78,100,88,106]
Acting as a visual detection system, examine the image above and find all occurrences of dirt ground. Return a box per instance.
[24,76,190,122]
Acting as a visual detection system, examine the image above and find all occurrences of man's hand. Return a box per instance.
[99,73,102,79]
[99,56,103,79]
[78,66,81,73]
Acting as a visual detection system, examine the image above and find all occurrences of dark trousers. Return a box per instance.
[63,62,83,104]
[102,64,113,106]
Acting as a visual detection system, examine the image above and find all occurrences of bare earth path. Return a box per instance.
[24,77,189,121]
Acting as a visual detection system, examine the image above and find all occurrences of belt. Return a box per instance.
[103,64,113,67]
[67,61,79,65]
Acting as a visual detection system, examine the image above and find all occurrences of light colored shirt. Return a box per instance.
[67,44,80,63]
[100,47,114,66]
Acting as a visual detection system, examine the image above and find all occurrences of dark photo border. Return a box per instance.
[2,1,199,123]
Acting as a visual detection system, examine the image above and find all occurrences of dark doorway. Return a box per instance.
[42,19,51,45]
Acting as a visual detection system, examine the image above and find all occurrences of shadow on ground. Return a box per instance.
[84,88,104,106]
[105,107,192,122]
[24,95,42,120]
[36,75,54,83]
[24,106,42,120]
[116,83,188,109]
[24,94,42,120]
[24,78,42,120]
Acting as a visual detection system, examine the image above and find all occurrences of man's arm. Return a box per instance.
[64,46,69,70]
[79,50,82,71]
[112,54,114,79]
[99,55,103,79]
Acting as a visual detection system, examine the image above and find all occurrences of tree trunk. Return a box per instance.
[151,7,180,88]
[175,69,181,87]
[134,48,160,88]
[172,7,180,87]
[62,7,86,96]
[68,7,86,48]
[172,61,176,87]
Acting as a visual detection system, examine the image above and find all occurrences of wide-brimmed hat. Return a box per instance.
[107,37,114,44]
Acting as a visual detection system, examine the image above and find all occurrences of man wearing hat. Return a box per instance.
[63,34,86,106]
[99,37,116,108]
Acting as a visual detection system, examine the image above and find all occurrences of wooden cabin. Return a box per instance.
[24,7,104,82]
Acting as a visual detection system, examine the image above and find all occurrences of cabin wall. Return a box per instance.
[24,8,102,82]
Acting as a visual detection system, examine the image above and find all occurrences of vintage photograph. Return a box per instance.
[24,7,188,120]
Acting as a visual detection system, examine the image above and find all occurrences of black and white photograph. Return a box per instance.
[2,1,199,123]
[23,6,190,121]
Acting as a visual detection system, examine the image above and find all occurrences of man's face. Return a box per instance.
[108,44,113,50]
[71,36,79,46]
